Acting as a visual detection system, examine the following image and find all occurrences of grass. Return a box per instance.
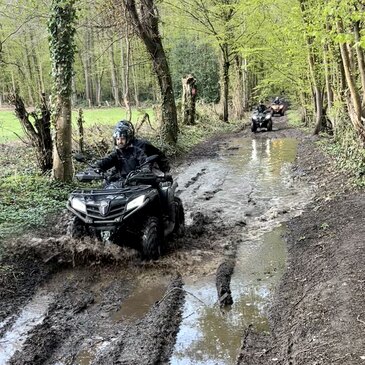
[0,107,155,143]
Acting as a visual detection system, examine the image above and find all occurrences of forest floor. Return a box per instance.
[0,117,364,364]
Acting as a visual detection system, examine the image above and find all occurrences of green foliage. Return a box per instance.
[167,37,220,102]
[318,121,365,187]
[0,174,75,237]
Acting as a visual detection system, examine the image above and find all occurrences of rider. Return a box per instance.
[256,101,267,113]
[115,120,171,173]
[273,96,281,104]
[95,123,150,186]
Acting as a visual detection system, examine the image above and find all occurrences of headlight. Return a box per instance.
[252,115,258,121]
[71,198,86,213]
[126,195,145,211]
[265,113,271,120]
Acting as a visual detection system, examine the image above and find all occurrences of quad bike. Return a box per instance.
[270,102,285,116]
[67,154,185,260]
[251,110,273,132]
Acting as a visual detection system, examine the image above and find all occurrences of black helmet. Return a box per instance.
[115,120,135,134]
[113,123,134,148]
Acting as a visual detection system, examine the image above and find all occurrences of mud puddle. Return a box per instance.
[171,137,315,364]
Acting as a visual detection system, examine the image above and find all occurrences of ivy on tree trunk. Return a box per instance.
[48,0,77,182]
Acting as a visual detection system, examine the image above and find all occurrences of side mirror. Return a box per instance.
[74,153,86,163]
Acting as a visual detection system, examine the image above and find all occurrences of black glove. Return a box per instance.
[141,166,151,173]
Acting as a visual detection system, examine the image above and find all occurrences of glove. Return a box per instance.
[141,166,151,173]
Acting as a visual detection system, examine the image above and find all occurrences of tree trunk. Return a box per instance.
[182,74,197,125]
[109,40,120,106]
[9,92,53,172]
[337,19,365,142]
[131,52,140,107]
[53,96,73,181]
[123,32,132,121]
[222,56,230,123]
[232,54,244,119]
[123,0,178,144]
[353,21,365,104]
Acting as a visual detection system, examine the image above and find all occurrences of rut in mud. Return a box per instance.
[0,119,316,365]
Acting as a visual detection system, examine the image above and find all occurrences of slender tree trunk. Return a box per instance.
[109,40,120,106]
[337,19,365,142]
[299,0,324,134]
[131,52,140,107]
[353,21,365,104]
[123,32,132,121]
[232,54,244,119]
[242,58,249,111]
[221,47,230,123]
[323,43,333,110]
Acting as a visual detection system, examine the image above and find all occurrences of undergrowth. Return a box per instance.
[287,109,365,187]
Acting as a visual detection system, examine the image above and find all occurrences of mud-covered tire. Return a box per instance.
[68,216,86,238]
[140,217,162,260]
[267,120,273,131]
[173,197,185,238]
[251,123,257,133]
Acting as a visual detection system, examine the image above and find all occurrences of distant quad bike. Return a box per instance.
[251,110,273,133]
[270,102,285,116]
[67,154,185,260]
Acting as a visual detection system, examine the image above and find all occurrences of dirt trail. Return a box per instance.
[0,118,364,364]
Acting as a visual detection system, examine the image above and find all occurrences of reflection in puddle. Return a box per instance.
[171,138,314,364]
[171,226,285,365]
[0,290,53,365]
[111,282,168,322]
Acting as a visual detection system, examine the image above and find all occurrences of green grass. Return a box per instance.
[0,107,155,143]
[0,110,21,143]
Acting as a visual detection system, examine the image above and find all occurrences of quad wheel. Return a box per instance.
[68,216,86,238]
[173,197,185,237]
[267,120,273,131]
[251,123,257,133]
[140,217,162,260]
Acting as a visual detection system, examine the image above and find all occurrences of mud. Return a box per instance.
[1,117,364,364]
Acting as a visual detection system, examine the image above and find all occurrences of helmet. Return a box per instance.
[115,120,135,134]
[113,123,134,148]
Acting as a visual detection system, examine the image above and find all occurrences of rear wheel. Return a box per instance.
[173,197,185,237]
[140,217,162,260]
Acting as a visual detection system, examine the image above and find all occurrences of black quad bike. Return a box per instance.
[67,154,185,260]
[251,110,273,133]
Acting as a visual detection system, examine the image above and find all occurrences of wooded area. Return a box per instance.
[0,0,365,179]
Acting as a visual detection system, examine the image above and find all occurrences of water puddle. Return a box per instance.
[111,282,169,322]
[171,137,314,364]
[177,138,313,224]
[0,290,54,365]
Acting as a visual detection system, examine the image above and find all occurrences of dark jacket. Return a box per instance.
[132,138,170,173]
[96,145,147,178]
[257,104,267,113]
